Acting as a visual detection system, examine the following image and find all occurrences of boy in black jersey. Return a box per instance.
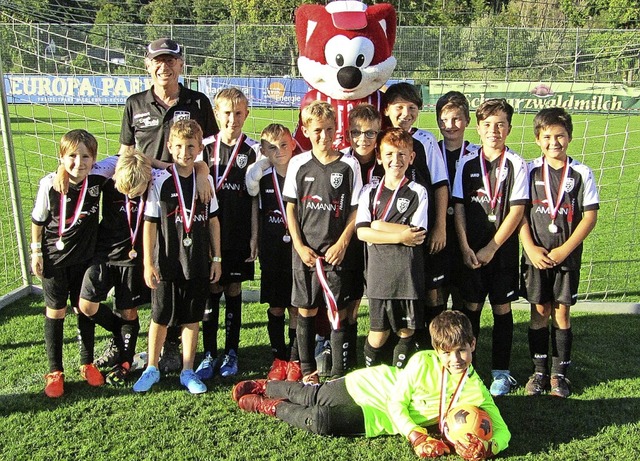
[435,92,478,313]
[133,120,222,394]
[356,128,429,368]
[245,124,302,381]
[520,108,599,398]
[452,99,528,396]
[31,129,116,398]
[383,83,449,349]
[283,101,363,382]
[197,88,260,379]
[77,150,153,385]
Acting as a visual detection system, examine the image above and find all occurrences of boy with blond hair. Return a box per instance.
[133,120,221,394]
[283,101,363,382]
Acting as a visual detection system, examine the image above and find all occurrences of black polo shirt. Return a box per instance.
[120,84,218,163]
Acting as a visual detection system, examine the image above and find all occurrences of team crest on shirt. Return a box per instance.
[396,198,410,213]
[236,154,249,169]
[88,185,100,197]
[564,177,575,192]
[495,166,508,182]
[173,111,191,123]
[330,173,343,189]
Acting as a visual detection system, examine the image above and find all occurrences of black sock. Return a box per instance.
[289,335,299,362]
[202,291,222,354]
[492,311,514,370]
[347,322,358,370]
[166,325,181,345]
[45,316,65,373]
[528,327,550,374]
[267,310,287,360]
[90,303,120,333]
[330,327,348,377]
[364,338,384,367]
[296,316,316,375]
[76,312,95,365]
[288,327,297,359]
[120,317,140,366]
[393,336,414,368]
[551,327,573,376]
[462,307,482,366]
[224,294,242,353]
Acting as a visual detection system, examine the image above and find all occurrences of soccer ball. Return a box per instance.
[443,404,493,445]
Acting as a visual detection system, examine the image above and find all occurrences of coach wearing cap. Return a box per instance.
[119,38,218,166]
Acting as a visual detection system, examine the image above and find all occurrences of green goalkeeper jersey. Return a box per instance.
[344,350,511,454]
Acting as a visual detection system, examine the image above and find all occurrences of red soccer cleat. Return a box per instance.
[238,394,281,417]
[286,361,303,382]
[231,379,267,402]
[267,358,288,381]
[44,371,65,398]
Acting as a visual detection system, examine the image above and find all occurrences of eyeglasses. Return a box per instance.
[350,129,379,139]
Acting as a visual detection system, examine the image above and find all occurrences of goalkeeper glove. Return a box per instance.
[408,429,451,458]
[454,434,494,460]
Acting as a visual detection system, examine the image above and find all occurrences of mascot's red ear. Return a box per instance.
[295,4,324,58]
[365,4,397,55]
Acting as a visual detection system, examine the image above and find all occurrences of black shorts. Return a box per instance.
[459,260,519,305]
[521,264,580,306]
[218,250,255,285]
[41,261,89,309]
[260,269,293,307]
[152,278,209,326]
[369,298,424,332]
[424,250,448,289]
[80,260,150,310]
[292,268,355,310]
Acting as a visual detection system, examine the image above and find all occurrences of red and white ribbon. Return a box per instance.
[315,257,341,330]
[171,164,197,235]
[272,168,288,233]
[479,148,508,214]
[438,367,469,434]
[125,195,145,248]
[542,157,570,223]
[213,133,246,192]
[372,176,408,222]
[58,177,88,241]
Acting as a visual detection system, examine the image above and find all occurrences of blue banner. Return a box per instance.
[198,77,309,108]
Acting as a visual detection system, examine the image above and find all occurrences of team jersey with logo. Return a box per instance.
[344,350,511,452]
[294,90,384,151]
[524,156,599,270]
[32,156,117,269]
[258,167,292,272]
[343,148,383,188]
[120,84,218,163]
[452,148,528,267]
[282,151,363,271]
[355,180,429,300]
[145,169,219,281]
[205,134,259,253]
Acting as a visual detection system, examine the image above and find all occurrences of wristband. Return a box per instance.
[211,256,222,263]
[31,242,42,251]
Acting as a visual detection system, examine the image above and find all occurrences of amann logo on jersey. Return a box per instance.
[221,182,243,191]
[175,212,209,223]
[302,195,337,212]
[267,210,285,224]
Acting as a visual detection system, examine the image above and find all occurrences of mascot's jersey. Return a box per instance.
[294,90,384,152]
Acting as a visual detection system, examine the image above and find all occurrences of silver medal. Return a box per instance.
[56,239,65,250]
[548,223,558,234]
[487,213,497,222]
[447,206,454,216]
[282,234,291,243]
[183,237,193,247]
[128,249,138,259]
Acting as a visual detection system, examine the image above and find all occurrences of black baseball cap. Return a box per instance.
[146,38,182,59]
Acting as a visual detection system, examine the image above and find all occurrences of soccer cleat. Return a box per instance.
[44,371,65,398]
[219,350,238,377]
[490,370,517,396]
[80,363,105,387]
[315,336,332,378]
[238,394,281,417]
[232,379,267,402]
[133,366,160,393]
[180,369,207,395]
[195,352,217,380]
[302,371,320,385]
[130,352,148,372]
[525,372,550,396]
[105,363,131,386]
[158,341,182,373]
[550,375,571,398]
[267,358,288,381]
[94,338,120,370]
[286,361,303,382]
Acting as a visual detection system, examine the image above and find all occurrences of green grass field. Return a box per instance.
[1,297,639,460]
[3,104,639,300]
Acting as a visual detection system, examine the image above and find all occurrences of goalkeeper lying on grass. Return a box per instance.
[233,311,510,459]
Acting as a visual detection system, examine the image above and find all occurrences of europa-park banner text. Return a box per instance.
[425,81,640,114]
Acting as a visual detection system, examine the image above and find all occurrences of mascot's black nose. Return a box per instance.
[337,67,362,90]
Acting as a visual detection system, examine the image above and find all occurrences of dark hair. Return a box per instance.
[376,127,413,152]
[348,103,382,127]
[429,310,475,351]
[436,91,470,123]
[59,129,98,159]
[384,82,423,109]
[476,98,514,125]
[533,107,573,139]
